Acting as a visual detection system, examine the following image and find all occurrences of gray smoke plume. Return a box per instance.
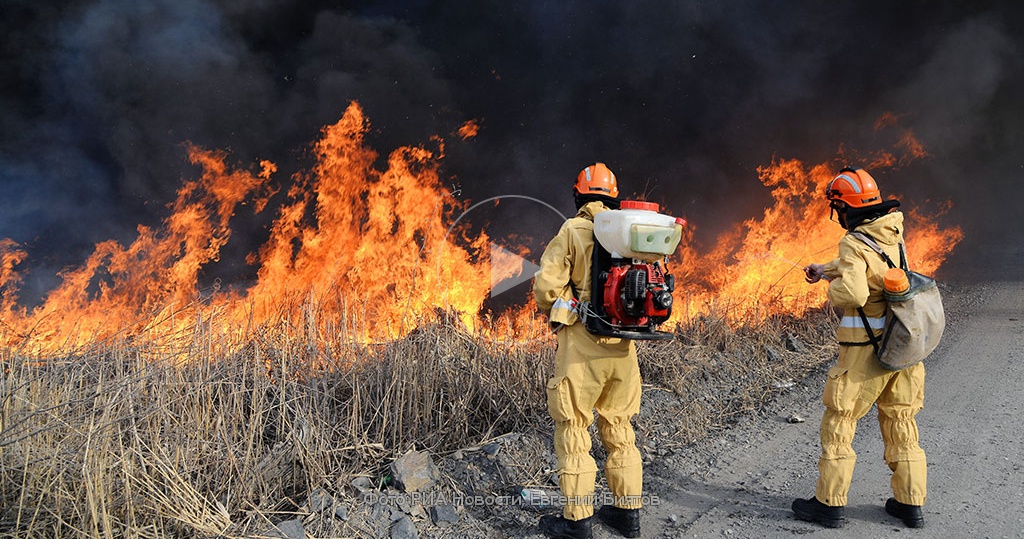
[2,0,1022,302]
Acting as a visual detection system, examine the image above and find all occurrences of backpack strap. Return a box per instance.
[848,230,910,271]
[846,230,906,357]
[847,231,896,268]
[856,307,881,356]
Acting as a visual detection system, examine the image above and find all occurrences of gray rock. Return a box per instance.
[351,476,376,493]
[429,504,459,527]
[308,487,333,512]
[390,515,418,539]
[394,490,428,519]
[390,450,441,493]
[269,519,305,539]
[371,502,391,522]
[516,487,558,511]
[784,333,806,353]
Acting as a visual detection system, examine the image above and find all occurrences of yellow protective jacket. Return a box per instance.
[533,201,610,326]
[822,211,905,345]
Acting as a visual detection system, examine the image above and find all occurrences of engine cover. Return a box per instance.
[602,262,673,329]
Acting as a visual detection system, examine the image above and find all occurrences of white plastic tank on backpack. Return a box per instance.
[593,200,684,261]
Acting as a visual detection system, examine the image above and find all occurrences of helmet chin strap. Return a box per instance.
[829,201,845,227]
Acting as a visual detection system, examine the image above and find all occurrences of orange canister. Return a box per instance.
[883,267,910,293]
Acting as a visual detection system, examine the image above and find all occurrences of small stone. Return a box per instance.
[351,476,376,493]
[391,450,441,493]
[395,491,427,519]
[784,333,807,353]
[395,493,414,514]
[482,442,501,456]
[371,503,391,521]
[429,504,459,527]
[787,413,806,424]
[518,487,558,510]
[390,515,418,539]
[334,505,349,521]
[308,488,333,512]
[269,519,304,539]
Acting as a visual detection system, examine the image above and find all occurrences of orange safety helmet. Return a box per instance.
[574,162,619,198]
[826,167,881,208]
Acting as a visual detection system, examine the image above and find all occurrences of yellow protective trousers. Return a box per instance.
[546,323,643,520]
[816,343,927,507]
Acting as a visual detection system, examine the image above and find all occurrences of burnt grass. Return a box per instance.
[0,307,838,538]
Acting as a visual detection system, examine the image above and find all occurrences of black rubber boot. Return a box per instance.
[792,496,845,528]
[885,497,924,528]
[597,505,641,538]
[538,515,593,539]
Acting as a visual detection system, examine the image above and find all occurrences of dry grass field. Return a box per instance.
[0,304,837,538]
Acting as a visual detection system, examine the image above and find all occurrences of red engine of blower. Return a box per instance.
[601,261,674,328]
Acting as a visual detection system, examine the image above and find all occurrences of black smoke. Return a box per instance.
[2,0,1022,302]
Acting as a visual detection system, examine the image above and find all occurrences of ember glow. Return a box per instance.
[0,103,962,357]
[457,120,481,140]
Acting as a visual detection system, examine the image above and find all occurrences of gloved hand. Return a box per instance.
[803,263,826,283]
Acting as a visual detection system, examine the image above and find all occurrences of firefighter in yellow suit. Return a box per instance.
[533,163,643,539]
[793,167,927,529]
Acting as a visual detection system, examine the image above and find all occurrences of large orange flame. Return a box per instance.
[236,103,495,344]
[0,103,963,358]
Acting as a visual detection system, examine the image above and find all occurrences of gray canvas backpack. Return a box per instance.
[848,231,946,370]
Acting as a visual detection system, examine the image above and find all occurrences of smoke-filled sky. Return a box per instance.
[2,0,1022,299]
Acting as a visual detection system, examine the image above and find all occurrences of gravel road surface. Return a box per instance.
[629,243,1024,538]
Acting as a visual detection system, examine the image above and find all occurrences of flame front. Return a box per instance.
[0,103,493,356]
[0,104,963,358]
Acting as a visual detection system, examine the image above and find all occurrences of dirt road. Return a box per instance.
[633,246,1024,538]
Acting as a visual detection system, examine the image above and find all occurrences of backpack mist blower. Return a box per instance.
[581,201,685,341]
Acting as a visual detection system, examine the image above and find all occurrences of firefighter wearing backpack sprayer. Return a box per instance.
[533,163,644,539]
[793,167,927,529]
